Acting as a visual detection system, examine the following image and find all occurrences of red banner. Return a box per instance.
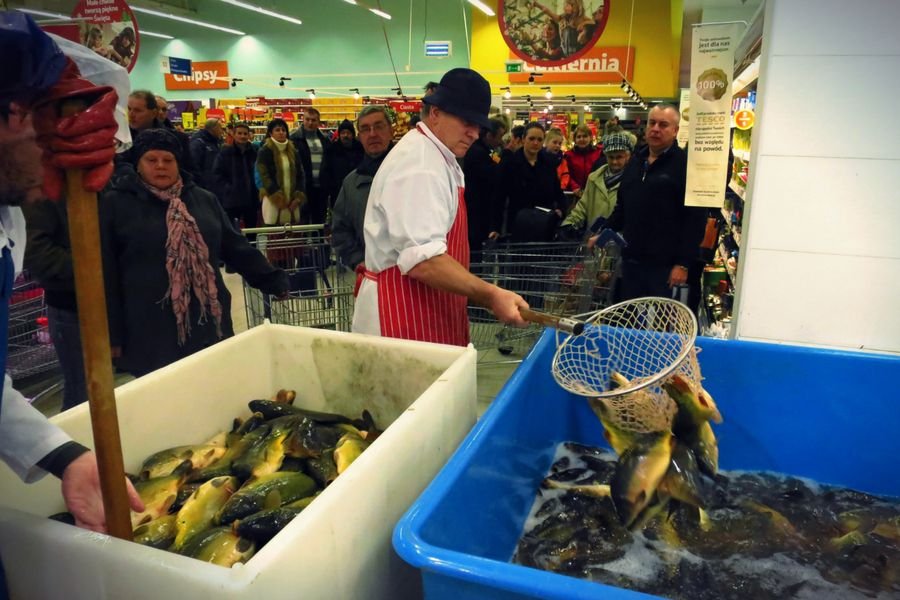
[508,45,634,84]
[389,101,423,113]
[72,0,139,72]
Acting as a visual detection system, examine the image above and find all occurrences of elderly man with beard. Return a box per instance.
[331,106,393,271]
[0,14,143,554]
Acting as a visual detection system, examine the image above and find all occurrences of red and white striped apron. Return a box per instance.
[359,130,471,346]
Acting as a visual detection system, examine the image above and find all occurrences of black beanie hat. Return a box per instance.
[132,128,183,163]
[338,119,355,135]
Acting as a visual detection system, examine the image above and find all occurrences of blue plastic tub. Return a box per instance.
[393,331,900,600]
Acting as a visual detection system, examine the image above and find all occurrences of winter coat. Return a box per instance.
[256,138,307,209]
[495,148,567,233]
[564,145,602,192]
[212,142,258,211]
[463,138,503,251]
[562,164,621,230]
[21,198,76,310]
[321,139,364,204]
[100,166,288,376]
[189,129,222,193]
[607,144,707,268]
[290,128,331,189]
[331,147,392,269]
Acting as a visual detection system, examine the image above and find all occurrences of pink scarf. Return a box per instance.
[141,177,223,345]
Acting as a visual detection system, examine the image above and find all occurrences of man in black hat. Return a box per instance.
[351,68,528,346]
[321,118,364,214]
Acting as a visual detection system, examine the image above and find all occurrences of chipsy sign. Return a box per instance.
[165,61,229,90]
[508,46,634,84]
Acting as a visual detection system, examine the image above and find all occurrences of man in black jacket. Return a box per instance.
[289,107,331,224]
[212,122,258,234]
[190,118,223,193]
[321,119,364,214]
[606,104,707,303]
[464,116,506,263]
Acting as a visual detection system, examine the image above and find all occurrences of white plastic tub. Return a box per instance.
[0,323,477,600]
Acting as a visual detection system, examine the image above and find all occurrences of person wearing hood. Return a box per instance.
[321,118,364,216]
[331,106,393,271]
[563,124,602,198]
[100,128,289,377]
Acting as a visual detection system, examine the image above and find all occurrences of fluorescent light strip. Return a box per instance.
[131,6,245,35]
[142,30,175,39]
[217,0,302,26]
[467,0,496,17]
[18,8,175,39]
[369,8,392,20]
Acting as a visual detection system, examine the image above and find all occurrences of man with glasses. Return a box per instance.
[606,103,706,303]
[331,106,394,271]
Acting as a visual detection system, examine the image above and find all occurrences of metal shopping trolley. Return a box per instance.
[469,231,623,363]
[7,271,59,384]
[242,225,354,331]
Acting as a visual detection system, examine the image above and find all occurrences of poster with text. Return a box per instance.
[685,23,740,208]
[499,0,610,66]
[72,0,140,72]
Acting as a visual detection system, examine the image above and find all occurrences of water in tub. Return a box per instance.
[513,442,900,599]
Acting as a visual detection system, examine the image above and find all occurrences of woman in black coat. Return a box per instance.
[100,129,288,377]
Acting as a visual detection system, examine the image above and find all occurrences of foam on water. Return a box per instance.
[590,534,663,583]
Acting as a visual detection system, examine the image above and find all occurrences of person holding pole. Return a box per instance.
[0,11,143,547]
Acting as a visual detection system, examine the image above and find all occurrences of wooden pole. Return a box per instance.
[63,103,132,541]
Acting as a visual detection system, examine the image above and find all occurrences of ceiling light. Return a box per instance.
[467,0,495,17]
[216,0,302,26]
[543,108,549,114]
[306,89,316,100]
[504,108,510,114]
[369,8,392,19]
[547,104,553,111]
[501,86,511,100]
[142,30,175,39]
[542,86,552,99]
[279,77,292,87]
[350,88,361,100]
[16,8,69,19]
[584,105,592,112]
[343,0,357,3]
[132,6,245,35]
[231,78,243,88]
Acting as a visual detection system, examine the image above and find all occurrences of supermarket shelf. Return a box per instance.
[720,207,741,248]
[718,243,738,285]
[734,149,751,162]
[728,180,746,201]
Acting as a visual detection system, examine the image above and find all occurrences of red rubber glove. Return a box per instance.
[31,58,118,200]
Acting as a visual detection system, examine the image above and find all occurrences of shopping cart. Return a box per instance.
[6,272,59,385]
[469,232,623,363]
[242,225,354,331]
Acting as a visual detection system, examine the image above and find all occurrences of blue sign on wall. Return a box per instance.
[424,41,451,57]
[168,57,192,76]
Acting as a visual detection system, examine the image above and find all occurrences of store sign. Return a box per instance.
[165,61,230,90]
[505,60,524,73]
[72,0,140,73]
[160,56,192,76]
[733,109,755,130]
[424,41,452,57]
[389,101,422,113]
[498,0,611,67]
[685,23,741,208]
[508,46,634,84]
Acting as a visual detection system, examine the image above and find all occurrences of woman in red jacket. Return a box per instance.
[563,124,602,198]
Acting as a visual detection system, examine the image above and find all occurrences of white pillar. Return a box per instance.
[734,0,900,353]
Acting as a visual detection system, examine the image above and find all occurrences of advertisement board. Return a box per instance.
[72,0,140,72]
[164,61,230,90]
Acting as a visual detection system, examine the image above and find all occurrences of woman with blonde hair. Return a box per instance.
[563,123,602,198]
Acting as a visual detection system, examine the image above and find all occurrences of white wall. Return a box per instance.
[734,0,900,354]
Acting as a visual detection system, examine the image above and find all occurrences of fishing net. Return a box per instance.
[552,297,702,433]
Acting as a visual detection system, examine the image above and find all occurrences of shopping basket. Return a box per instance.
[242,224,354,331]
[469,233,622,364]
[7,271,59,383]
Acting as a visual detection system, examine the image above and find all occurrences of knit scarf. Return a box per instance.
[604,168,625,189]
[140,177,223,346]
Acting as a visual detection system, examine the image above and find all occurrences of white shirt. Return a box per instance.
[0,207,72,482]
[351,123,465,336]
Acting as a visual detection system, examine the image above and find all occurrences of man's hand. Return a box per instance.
[487,231,500,240]
[667,264,688,288]
[61,451,144,534]
[586,234,600,249]
[487,287,529,327]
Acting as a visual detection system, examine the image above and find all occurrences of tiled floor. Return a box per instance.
[28,270,524,418]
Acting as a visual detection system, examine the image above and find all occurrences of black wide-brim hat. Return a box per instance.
[423,68,492,128]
